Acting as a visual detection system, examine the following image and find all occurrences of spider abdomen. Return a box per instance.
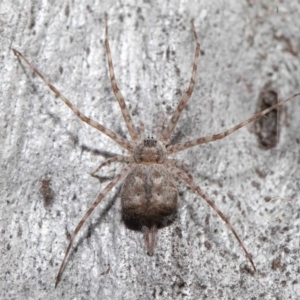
[121,164,178,227]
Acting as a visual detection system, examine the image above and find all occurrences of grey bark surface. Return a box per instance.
[1,1,300,299]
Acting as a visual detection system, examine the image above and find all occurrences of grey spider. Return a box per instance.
[13,14,299,287]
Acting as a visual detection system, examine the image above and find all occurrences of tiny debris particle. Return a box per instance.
[271,256,286,272]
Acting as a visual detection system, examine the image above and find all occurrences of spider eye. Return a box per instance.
[144,137,157,147]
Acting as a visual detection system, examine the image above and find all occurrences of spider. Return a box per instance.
[13,14,299,287]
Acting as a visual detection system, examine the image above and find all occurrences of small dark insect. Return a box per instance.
[13,14,299,287]
[255,88,280,149]
[40,178,55,208]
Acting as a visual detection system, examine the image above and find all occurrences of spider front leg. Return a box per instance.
[55,166,131,288]
[162,19,201,142]
[167,166,256,271]
[167,93,300,154]
[105,13,139,141]
[137,121,145,140]
[12,49,133,152]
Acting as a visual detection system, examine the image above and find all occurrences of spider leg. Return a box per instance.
[55,165,131,287]
[91,155,133,176]
[156,113,167,141]
[137,121,145,140]
[105,13,139,141]
[167,93,300,154]
[167,165,256,271]
[12,49,133,152]
[165,159,193,180]
[162,19,201,142]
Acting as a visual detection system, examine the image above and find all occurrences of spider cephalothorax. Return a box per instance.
[134,137,166,163]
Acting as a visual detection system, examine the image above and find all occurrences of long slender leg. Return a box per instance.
[156,113,166,141]
[12,49,133,152]
[167,165,256,271]
[167,93,300,154]
[55,166,131,287]
[162,19,201,142]
[105,13,138,141]
[165,159,193,180]
[137,121,145,140]
[91,155,133,176]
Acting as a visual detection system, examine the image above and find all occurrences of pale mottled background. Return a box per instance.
[1,0,300,299]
